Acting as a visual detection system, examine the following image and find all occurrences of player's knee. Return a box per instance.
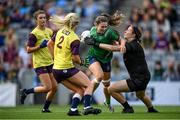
[44,85,52,92]
[76,89,84,96]
[52,85,58,92]
[103,82,110,87]
[108,86,113,94]
[74,86,84,95]
[102,79,110,87]
[96,73,104,82]
[92,78,101,84]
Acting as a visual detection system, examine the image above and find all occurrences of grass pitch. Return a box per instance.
[0,105,180,120]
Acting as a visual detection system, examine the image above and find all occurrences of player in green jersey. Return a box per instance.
[85,11,133,113]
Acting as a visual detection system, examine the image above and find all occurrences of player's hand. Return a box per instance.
[80,57,90,68]
[40,40,48,48]
[84,37,100,47]
[119,45,126,53]
[119,36,126,53]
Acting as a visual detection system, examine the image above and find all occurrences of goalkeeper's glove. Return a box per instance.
[80,57,90,68]
[84,37,100,47]
[40,40,48,48]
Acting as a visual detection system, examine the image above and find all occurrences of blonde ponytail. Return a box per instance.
[49,13,79,30]
[49,15,65,29]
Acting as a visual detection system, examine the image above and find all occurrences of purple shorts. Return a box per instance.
[52,67,79,83]
[34,64,53,76]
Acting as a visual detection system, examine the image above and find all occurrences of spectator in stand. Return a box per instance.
[142,30,154,50]
[9,8,23,28]
[0,2,8,48]
[152,60,165,81]
[163,60,178,81]
[5,28,18,47]
[170,30,180,51]
[162,3,178,27]
[21,13,34,29]
[84,0,99,18]
[30,1,43,15]
[7,56,22,83]
[139,12,152,32]
[153,29,169,51]
[19,0,30,17]
[129,8,141,26]
[3,36,18,67]
[71,0,86,18]
[152,10,171,39]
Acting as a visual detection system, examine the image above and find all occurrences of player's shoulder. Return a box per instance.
[46,27,53,35]
[90,26,96,31]
[70,32,79,41]
[31,27,38,34]
[60,27,79,41]
[46,27,53,32]
[106,27,117,34]
[90,26,97,36]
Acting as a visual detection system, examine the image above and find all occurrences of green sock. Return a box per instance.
[106,98,111,105]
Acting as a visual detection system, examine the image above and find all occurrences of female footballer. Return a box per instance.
[20,10,58,113]
[47,13,101,116]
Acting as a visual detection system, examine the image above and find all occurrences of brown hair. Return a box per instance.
[94,15,109,26]
[132,26,142,42]
[95,10,125,26]
[33,10,46,20]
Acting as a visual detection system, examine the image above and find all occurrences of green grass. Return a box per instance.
[0,105,180,120]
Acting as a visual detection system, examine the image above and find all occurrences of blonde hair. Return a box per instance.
[49,13,79,30]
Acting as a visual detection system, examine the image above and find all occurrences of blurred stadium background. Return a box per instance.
[0,0,180,111]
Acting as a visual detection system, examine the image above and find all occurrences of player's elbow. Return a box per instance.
[72,55,81,64]
[26,48,32,53]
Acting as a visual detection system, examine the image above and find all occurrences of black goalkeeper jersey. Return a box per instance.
[123,40,150,80]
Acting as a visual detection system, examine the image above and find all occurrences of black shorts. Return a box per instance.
[126,76,150,91]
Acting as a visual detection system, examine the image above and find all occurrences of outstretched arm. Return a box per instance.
[84,36,125,52]
[99,43,120,51]
[84,37,120,51]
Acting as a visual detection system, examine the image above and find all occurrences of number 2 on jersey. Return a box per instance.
[57,36,64,49]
